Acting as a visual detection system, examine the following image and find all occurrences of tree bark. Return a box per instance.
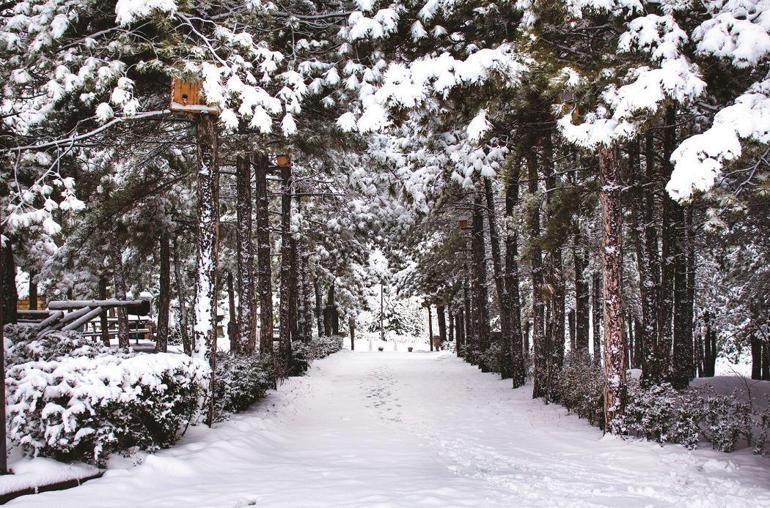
[255,153,274,357]
[504,155,526,387]
[173,238,191,355]
[278,163,295,377]
[2,238,16,324]
[592,271,602,365]
[108,234,130,349]
[227,271,237,353]
[456,306,465,357]
[98,274,111,346]
[462,275,471,359]
[193,114,220,426]
[427,304,433,351]
[751,336,762,380]
[28,271,38,310]
[236,155,256,354]
[528,138,547,397]
[315,279,324,337]
[156,234,171,353]
[437,304,447,348]
[599,145,627,431]
[0,209,7,474]
[762,341,770,381]
[659,107,677,375]
[484,177,513,379]
[472,187,491,370]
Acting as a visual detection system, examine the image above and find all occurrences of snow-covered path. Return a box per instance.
[12,350,770,507]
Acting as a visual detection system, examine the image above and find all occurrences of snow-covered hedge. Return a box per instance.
[7,353,209,465]
[292,335,344,374]
[555,354,605,428]
[5,325,110,365]
[214,353,274,418]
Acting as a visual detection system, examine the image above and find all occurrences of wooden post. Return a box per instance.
[350,316,355,351]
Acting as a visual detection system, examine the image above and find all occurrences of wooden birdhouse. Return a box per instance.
[170,78,219,115]
[276,154,291,168]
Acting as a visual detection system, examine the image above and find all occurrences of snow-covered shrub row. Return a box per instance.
[292,335,344,374]
[213,353,274,418]
[618,382,756,452]
[7,353,209,465]
[5,325,110,366]
[555,354,605,428]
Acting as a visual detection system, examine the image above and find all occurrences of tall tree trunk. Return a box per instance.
[324,284,339,336]
[456,306,465,357]
[751,336,762,380]
[437,304,447,348]
[543,130,564,400]
[227,270,237,353]
[505,155,526,387]
[671,185,691,387]
[278,163,294,376]
[0,210,7,474]
[448,306,454,350]
[427,304,433,351]
[485,177,513,379]
[173,238,191,355]
[659,107,677,376]
[599,145,627,431]
[109,234,130,349]
[685,205,697,379]
[315,279,324,337]
[472,187,491,370]
[592,271,602,365]
[630,138,661,385]
[255,153,274,357]
[28,271,38,310]
[98,274,111,346]
[762,342,770,381]
[528,138,547,398]
[463,275,472,359]
[299,250,313,343]
[236,154,256,354]
[193,114,220,426]
[702,311,713,377]
[156,234,171,353]
[568,309,576,352]
[642,132,663,379]
[574,238,590,355]
[2,238,16,324]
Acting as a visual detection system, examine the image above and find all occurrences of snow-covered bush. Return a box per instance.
[478,343,500,373]
[214,353,274,417]
[701,395,754,452]
[555,353,605,428]
[7,353,208,465]
[5,325,110,366]
[755,403,770,456]
[292,335,344,374]
[619,383,703,449]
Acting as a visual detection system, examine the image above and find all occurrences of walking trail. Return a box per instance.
[12,349,770,507]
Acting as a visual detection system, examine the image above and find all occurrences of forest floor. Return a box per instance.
[10,349,770,507]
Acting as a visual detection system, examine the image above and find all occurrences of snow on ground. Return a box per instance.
[9,350,770,507]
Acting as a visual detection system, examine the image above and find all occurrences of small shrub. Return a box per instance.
[7,353,209,465]
[701,394,753,452]
[754,402,770,456]
[5,325,110,366]
[479,343,502,374]
[214,353,274,417]
[555,353,605,428]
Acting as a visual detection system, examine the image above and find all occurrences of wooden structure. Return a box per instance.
[24,300,154,345]
[170,78,219,115]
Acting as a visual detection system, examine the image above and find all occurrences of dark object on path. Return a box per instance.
[0,471,104,504]
[378,346,384,352]
[408,347,413,352]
